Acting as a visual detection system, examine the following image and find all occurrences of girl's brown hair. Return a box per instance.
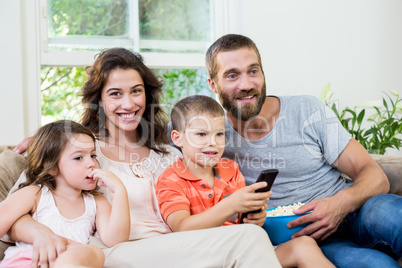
[19,120,95,192]
[80,48,168,154]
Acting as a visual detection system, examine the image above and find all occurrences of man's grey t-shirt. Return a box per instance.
[223,95,353,208]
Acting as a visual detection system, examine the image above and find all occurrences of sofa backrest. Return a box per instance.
[371,154,402,196]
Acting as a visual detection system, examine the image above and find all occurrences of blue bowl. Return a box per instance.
[262,207,310,245]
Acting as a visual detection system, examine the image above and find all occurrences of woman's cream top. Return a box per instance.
[96,141,182,240]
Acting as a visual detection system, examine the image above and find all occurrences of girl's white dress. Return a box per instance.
[0,186,96,267]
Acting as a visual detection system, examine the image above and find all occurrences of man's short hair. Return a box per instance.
[171,95,225,132]
[205,34,263,81]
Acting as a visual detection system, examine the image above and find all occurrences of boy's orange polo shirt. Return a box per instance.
[156,158,246,226]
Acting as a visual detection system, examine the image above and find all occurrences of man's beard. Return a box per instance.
[217,83,266,121]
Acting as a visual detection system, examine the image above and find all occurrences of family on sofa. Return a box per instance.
[0,34,401,268]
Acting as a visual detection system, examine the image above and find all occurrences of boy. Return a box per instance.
[156,95,334,268]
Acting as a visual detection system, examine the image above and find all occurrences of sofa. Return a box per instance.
[1,145,402,261]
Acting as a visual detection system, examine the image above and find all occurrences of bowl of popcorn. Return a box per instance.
[262,202,311,245]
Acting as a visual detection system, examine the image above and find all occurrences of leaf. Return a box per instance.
[383,98,389,113]
[331,103,339,118]
[356,100,382,109]
[389,89,399,97]
[396,103,402,114]
[373,106,382,118]
[386,93,395,111]
[367,113,378,122]
[357,109,365,126]
[320,83,333,102]
[345,108,356,118]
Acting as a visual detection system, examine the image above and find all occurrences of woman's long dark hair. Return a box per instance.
[80,48,168,154]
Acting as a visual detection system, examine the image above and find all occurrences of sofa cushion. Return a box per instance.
[0,146,26,259]
[0,145,7,155]
[0,147,26,202]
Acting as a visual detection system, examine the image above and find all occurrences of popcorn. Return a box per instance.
[266,202,305,216]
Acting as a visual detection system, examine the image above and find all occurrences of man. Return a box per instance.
[206,34,402,267]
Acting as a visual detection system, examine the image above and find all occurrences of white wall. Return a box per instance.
[0,0,41,145]
[0,1,25,145]
[1,0,401,146]
[246,0,402,109]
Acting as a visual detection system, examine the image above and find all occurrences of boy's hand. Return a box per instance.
[242,204,268,226]
[229,182,272,214]
[88,169,124,193]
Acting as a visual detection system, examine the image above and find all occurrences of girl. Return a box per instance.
[0,120,130,268]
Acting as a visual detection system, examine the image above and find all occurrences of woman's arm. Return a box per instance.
[90,169,130,247]
[6,186,74,268]
[9,215,72,268]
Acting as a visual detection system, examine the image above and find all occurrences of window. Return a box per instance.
[41,67,212,124]
[41,66,85,124]
[34,0,245,124]
[40,0,229,67]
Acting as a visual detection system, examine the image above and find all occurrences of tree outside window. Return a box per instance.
[42,0,215,124]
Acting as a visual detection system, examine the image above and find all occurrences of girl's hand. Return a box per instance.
[88,169,124,193]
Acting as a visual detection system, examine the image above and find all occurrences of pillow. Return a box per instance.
[0,146,26,202]
[0,145,7,155]
[0,146,26,260]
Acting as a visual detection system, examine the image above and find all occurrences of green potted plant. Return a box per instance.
[321,84,402,155]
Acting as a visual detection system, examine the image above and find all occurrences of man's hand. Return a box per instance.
[13,137,31,154]
[287,195,348,241]
[288,139,389,242]
[32,234,77,268]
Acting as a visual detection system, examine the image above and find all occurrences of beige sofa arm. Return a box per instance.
[370,154,402,196]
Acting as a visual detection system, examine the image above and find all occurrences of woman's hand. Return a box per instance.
[8,214,74,268]
[32,233,76,268]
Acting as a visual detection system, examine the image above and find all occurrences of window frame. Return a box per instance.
[38,0,244,68]
[23,0,247,135]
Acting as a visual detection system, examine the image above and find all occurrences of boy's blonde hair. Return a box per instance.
[171,95,225,132]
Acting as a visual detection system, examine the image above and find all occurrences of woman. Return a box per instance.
[8,48,280,267]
